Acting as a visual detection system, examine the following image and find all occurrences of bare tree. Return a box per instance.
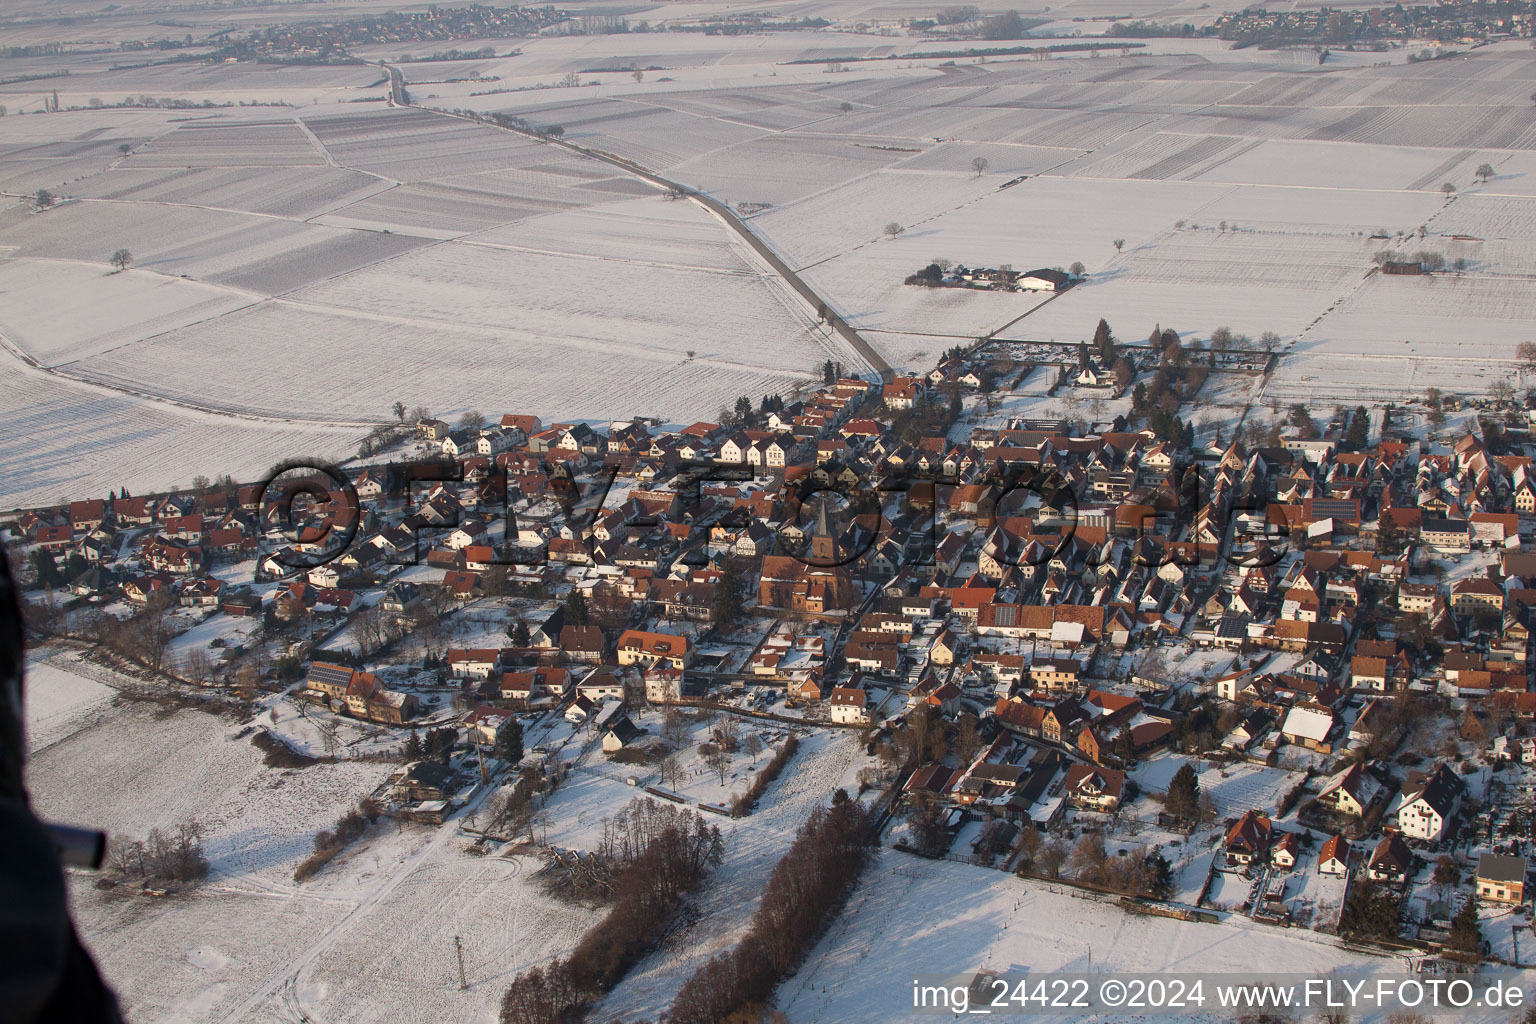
[392,400,407,421]
[662,709,688,748]
[883,221,905,237]
[109,248,133,272]
[1475,162,1495,183]
[1516,341,1536,372]
[1036,839,1069,878]
[181,647,215,685]
[704,746,731,786]
[1112,238,1125,253]
[971,155,989,177]
[355,604,387,656]
[632,69,644,83]
[1441,181,1457,196]
[31,189,55,212]
[660,755,686,790]
[457,409,485,430]
[743,733,764,765]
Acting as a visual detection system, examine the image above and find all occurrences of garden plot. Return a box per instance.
[131,120,324,168]
[0,258,254,365]
[0,350,356,509]
[777,849,1393,1024]
[65,165,393,219]
[1132,753,1304,818]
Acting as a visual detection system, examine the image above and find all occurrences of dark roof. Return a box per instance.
[1477,853,1527,884]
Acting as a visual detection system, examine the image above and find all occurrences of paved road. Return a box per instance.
[378,63,892,380]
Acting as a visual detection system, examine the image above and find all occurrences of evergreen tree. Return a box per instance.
[563,588,588,628]
[1449,894,1482,954]
[1092,317,1115,364]
[404,730,424,760]
[1145,852,1174,898]
[1346,405,1369,449]
[711,562,744,626]
[509,619,531,646]
[425,726,458,761]
[31,550,61,589]
[495,719,524,764]
[822,360,836,385]
[1164,763,1200,822]
[1339,880,1402,940]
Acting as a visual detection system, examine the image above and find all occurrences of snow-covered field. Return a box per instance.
[9,40,1536,504]
[776,848,1426,1024]
[0,347,358,509]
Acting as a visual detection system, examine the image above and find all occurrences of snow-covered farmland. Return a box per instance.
[68,221,851,425]
[777,849,1410,1024]
[0,349,357,508]
[0,259,253,366]
[592,729,871,1023]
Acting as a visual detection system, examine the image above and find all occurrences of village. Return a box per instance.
[13,314,1536,980]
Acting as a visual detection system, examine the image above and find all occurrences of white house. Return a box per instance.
[829,686,870,725]
[1397,764,1462,842]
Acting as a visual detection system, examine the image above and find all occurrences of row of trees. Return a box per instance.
[665,796,877,1024]
[500,799,724,1024]
[1011,828,1174,898]
[106,819,209,885]
[728,734,798,816]
[294,797,384,882]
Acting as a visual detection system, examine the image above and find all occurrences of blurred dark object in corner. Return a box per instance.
[0,548,123,1024]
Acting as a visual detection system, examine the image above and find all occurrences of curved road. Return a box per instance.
[381,62,893,380]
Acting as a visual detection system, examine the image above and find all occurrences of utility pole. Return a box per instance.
[454,935,467,990]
